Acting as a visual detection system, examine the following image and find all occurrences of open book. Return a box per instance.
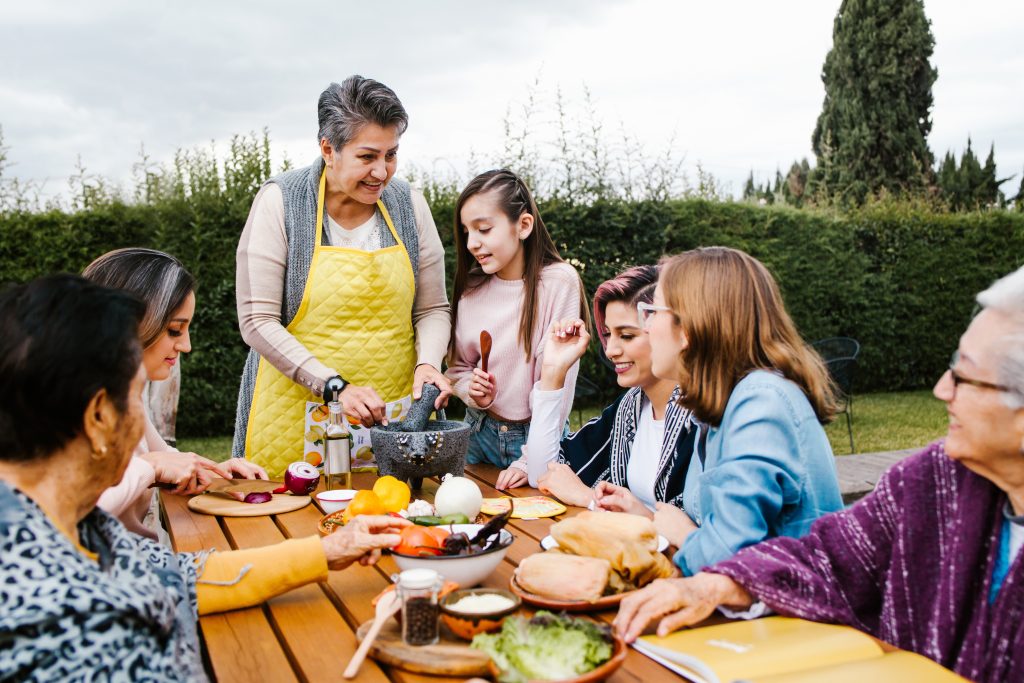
[632,617,965,683]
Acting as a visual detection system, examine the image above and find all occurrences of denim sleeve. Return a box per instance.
[675,381,806,575]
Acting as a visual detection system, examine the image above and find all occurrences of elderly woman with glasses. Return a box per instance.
[614,264,1024,683]
[0,276,408,681]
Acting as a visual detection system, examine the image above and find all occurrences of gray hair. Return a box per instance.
[82,248,196,348]
[317,76,409,151]
[976,264,1024,408]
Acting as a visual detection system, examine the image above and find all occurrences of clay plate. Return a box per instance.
[509,574,636,613]
[486,629,628,683]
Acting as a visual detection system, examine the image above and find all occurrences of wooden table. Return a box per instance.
[163,464,690,682]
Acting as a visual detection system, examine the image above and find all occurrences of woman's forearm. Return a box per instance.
[525,388,567,487]
[410,190,452,370]
[195,536,328,615]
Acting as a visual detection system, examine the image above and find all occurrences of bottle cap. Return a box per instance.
[398,568,440,590]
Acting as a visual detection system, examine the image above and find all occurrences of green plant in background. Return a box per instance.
[811,0,938,205]
[3,104,1024,440]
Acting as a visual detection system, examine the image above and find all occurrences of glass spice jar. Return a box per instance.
[395,568,441,646]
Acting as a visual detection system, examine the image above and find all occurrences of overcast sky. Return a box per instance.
[2,0,1022,201]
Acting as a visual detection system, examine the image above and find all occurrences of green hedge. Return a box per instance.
[3,190,1022,436]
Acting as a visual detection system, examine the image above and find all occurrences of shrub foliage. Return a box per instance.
[2,135,1022,435]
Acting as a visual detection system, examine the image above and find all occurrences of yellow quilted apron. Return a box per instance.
[245,170,416,478]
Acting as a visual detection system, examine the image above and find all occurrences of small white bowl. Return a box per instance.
[391,523,514,587]
[316,489,356,514]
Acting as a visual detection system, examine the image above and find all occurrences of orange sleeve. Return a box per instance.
[196,535,328,615]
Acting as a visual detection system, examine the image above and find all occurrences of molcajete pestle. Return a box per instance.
[397,383,440,432]
[370,417,470,490]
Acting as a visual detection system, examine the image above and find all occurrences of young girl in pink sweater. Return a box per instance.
[445,169,589,467]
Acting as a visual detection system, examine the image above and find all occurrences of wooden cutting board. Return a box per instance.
[356,618,492,677]
[187,493,311,517]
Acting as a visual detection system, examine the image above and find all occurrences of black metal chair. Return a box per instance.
[811,337,861,454]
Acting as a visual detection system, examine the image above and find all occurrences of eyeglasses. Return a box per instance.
[947,350,1010,396]
[637,302,672,327]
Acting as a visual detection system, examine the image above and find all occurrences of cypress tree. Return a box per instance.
[743,171,757,200]
[811,0,938,204]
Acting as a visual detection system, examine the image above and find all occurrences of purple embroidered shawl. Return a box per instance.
[710,440,1023,683]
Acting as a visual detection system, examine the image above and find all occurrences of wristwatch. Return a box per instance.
[323,375,348,403]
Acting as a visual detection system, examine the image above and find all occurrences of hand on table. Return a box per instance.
[414,364,452,410]
[215,458,268,480]
[496,466,528,490]
[468,368,497,409]
[538,462,594,507]
[653,502,698,548]
[321,514,410,570]
[341,383,387,427]
[614,573,753,642]
[593,481,653,518]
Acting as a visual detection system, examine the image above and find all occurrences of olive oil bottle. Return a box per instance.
[324,400,352,490]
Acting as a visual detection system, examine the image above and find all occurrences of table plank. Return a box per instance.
[221,514,392,683]
[163,494,299,683]
[170,468,695,683]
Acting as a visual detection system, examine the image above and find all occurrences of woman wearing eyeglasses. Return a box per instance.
[614,264,1024,683]
[494,265,700,514]
[638,247,843,575]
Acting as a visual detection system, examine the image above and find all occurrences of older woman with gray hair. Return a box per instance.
[233,75,451,478]
[614,265,1024,682]
[0,275,408,681]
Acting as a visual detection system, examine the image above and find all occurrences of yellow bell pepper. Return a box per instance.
[372,476,411,513]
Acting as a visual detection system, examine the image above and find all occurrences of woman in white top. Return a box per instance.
[496,265,700,515]
[84,248,266,538]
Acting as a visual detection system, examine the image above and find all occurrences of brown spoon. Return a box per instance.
[480,330,492,373]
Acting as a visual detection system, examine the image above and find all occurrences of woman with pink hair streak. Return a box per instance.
[495,265,700,517]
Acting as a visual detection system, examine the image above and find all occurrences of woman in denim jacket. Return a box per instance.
[638,247,844,576]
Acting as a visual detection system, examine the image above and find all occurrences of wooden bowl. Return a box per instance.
[439,588,521,640]
[485,630,628,683]
[317,509,346,536]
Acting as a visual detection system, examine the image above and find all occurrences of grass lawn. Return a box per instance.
[179,389,947,463]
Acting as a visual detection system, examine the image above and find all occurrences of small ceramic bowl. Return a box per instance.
[315,489,356,514]
[440,588,521,640]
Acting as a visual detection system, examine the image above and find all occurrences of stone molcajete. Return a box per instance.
[370,383,470,489]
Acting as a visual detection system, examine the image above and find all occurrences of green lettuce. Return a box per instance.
[471,611,613,683]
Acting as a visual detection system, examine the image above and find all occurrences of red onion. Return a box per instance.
[284,461,320,495]
[243,491,273,504]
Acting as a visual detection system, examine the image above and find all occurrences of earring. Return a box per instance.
[91,444,109,461]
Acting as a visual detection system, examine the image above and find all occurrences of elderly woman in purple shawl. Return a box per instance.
[613,265,1024,682]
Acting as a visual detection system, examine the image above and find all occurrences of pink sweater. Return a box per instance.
[446,262,583,422]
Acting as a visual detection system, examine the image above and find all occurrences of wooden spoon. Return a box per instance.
[344,589,401,679]
[480,330,492,374]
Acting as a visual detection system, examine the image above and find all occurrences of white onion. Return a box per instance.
[284,461,320,495]
[434,474,482,520]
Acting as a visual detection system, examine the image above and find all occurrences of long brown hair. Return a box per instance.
[449,169,590,363]
[661,247,837,426]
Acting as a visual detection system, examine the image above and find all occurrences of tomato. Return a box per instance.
[424,526,451,545]
[394,525,443,556]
